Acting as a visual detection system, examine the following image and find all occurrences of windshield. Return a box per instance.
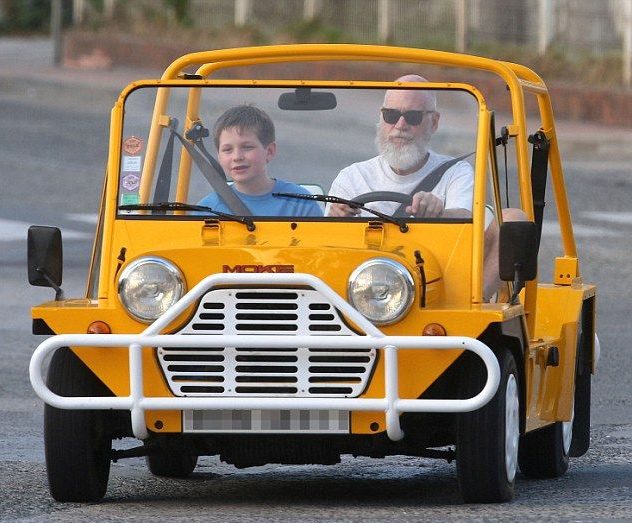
[118,84,480,222]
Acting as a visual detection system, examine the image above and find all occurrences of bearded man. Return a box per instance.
[326,74,473,219]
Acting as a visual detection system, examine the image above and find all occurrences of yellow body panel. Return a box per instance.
[524,283,596,430]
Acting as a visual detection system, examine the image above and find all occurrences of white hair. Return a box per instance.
[375,123,427,171]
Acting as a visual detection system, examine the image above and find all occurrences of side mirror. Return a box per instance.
[28,226,64,297]
[499,221,538,304]
[499,221,538,282]
[278,87,337,111]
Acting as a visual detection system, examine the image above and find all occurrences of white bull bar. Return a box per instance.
[30,273,500,441]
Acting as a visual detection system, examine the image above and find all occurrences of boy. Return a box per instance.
[198,105,322,217]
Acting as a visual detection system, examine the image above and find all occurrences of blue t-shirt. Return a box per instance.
[197,179,322,217]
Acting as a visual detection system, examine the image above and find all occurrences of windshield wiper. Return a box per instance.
[118,202,256,231]
[273,193,408,232]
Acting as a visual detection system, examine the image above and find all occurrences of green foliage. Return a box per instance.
[0,0,51,33]
[163,0,192,27]
[283,17,344,43]
[467,39,624,86]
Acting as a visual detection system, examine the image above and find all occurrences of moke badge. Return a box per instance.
[223,264,295,273]
[123,136,144,155]
[122,173,140,191]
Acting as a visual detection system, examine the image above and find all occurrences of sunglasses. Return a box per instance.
[381,108,434,126]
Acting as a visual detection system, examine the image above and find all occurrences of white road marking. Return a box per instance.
[0,219,91,242]
[65,213,98,224]
[581,211,632,224]
[541,221,621,238]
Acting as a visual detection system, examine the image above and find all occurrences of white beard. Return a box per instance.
[375,124,427,172]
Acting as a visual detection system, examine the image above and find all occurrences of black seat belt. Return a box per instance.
[528,130,550,251]
[185,122,227,181]
[393,151,473,217]
[152,129,176,212]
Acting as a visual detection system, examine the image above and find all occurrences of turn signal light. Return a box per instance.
[422,323,447,336]
[87,321,111,334]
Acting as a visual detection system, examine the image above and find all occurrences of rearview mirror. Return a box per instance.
[278,88,337,111]
[27,226,63,289]
[499,221,538,282]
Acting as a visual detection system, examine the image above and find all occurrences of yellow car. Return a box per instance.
[28,44,597,503]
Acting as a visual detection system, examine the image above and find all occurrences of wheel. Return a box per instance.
[146,443,198,478]
[518,419,570,478]
[457,349,520,503]
[519,316,591,475]
[569,365,591,457]
[569,320,592,457]
[44,348,112,502]
[351,191,412,206]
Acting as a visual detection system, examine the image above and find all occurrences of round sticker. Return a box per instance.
[123,136,144,155]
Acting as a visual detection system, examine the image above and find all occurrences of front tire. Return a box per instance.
[457,350,520,503]
[44,348,112,502]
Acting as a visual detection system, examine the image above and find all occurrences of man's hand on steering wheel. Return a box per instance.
[406,191,444,217]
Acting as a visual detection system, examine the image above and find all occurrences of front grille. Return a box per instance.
[157,288,376,397]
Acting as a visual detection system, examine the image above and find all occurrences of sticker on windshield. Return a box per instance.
[122,156,142,172]
[122,174,140,192]
[123,136,144,155]
[120,193,139,205]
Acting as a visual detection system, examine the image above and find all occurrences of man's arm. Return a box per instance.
[406,161,474,218]
[326,169,360,217]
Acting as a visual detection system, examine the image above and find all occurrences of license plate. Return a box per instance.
[183,409,350,433]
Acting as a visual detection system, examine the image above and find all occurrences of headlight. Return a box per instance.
[118,257,185,323]
[348,258,414,325]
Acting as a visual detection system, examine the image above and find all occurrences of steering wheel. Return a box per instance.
[351,191,412,207]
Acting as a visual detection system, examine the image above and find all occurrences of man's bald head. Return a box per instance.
[383,74,437,112]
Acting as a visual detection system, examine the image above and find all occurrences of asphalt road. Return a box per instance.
[1,52,632,520]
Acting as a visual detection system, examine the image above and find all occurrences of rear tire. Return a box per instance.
[520,314,591,476]
[44,348,112,502]
[569,365,590,457]
[457,350,520,503]
[518,420,569,478]
[569,318,592,457]
[146,448,198,478]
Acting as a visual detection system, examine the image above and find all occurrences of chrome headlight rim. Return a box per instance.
[347,257,415,326]
[118,256,185,323]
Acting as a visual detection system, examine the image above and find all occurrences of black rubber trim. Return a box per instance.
[33,318,56,334]
[33,318,55,335]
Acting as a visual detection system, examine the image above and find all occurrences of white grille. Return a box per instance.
[158,288,376,398]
